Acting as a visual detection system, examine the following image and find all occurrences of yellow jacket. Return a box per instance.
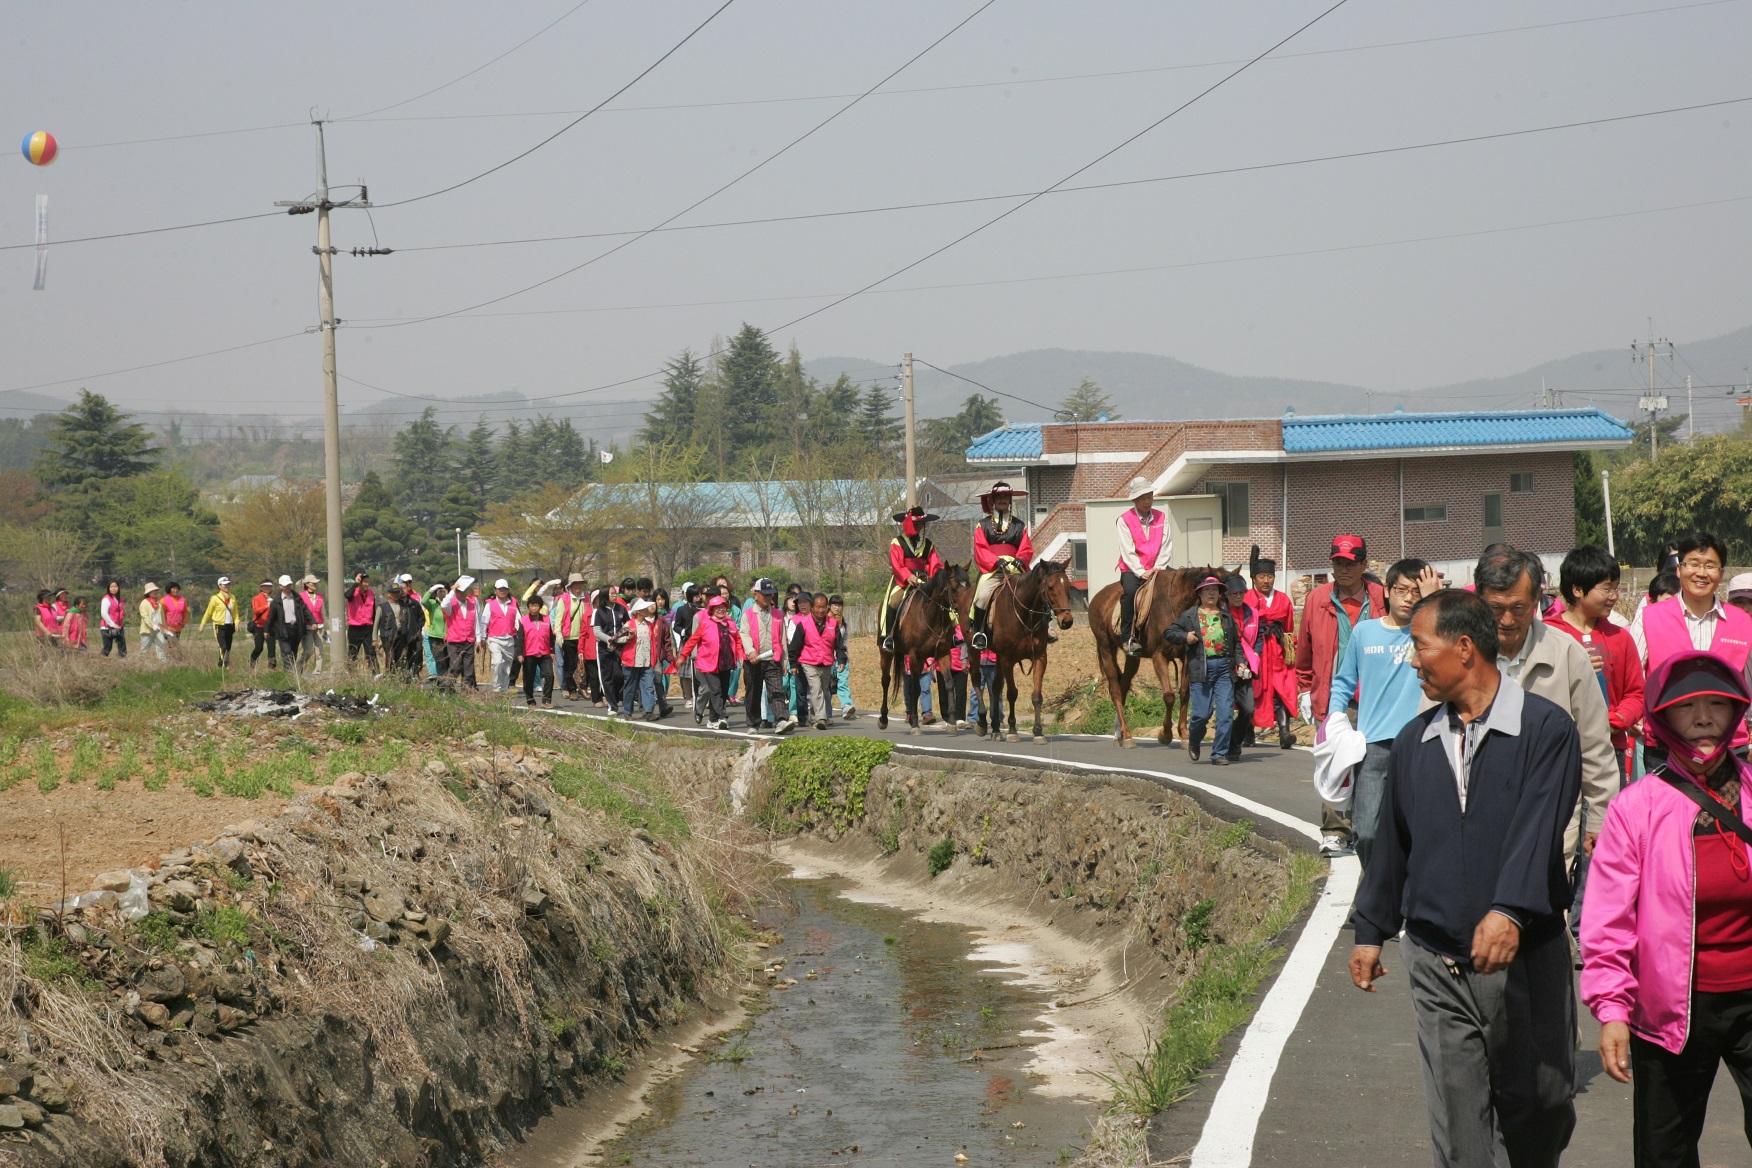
[199,591,238,629]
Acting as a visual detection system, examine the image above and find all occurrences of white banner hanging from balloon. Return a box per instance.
[32,195,47,291]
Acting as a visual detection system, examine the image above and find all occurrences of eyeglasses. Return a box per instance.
[1681,558,1722,572]
[1388,585,1422,600]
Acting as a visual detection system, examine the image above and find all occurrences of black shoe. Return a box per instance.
[1188,741,1201,762]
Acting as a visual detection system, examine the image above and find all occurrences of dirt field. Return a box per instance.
[842,623,1119,721]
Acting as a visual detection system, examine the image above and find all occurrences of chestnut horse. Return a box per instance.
[878,564,972,734]
[1087,566,1227,748]
[982,560,1075,743]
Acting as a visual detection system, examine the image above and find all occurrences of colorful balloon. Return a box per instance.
[21,132,56,166]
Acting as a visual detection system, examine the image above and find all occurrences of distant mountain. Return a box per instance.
[0,389,70,421]
[809,323,1752,430]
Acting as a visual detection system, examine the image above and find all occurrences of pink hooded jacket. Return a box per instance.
[1580,649,1752,1054]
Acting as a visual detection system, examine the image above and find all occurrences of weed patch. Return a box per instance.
[760,737,893,833]
[927,837,955,878]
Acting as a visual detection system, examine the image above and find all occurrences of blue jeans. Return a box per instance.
[833,665,853,708]
[1188,656,1234,759]
[621,665,654,716]
[967,663,995,724]
[1352,740,1394,870]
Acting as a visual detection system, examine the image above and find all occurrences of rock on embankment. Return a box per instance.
[1,733,735,1168]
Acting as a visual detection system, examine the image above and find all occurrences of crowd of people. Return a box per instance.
[1300,528,1752,1167]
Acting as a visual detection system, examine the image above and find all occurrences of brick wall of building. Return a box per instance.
[1193,462,1287,569]
[1283,450,1577,571]
[1040,421,1177,456]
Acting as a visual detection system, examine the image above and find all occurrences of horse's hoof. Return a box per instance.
[1120,737,1137,750]
[1033,735,1048,744]
[945,725,959,736]
[1006,733,1020,743]
[878,717,888,730]
[909,727,921,737]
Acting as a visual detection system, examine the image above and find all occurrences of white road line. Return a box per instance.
[544,708,1344,1168]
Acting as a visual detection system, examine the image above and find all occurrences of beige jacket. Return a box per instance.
[1513,620,1617,858]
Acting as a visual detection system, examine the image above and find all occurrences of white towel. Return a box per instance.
[1312,711,1368,806]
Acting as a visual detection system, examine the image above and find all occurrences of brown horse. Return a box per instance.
[1088,566,1227,748]
[879,564,972,734]
[983,561,1075,743]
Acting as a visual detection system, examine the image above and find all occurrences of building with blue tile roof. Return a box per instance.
[965,408,1634,585]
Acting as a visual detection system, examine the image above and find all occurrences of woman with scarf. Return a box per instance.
[1583,649,1752,1163]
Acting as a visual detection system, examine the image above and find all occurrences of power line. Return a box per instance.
[372,0,739,210]
[0,210,286,253]
[384,95,1752,255]
[360,0,1002,329]
[757,0,1356,340]
[2,333,307,395]
[913,359,1060,415]
[336,0,598,122]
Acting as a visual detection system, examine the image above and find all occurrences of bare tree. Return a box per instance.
[600,443,731,584]
[477,483,632,583]
[0,525,93,592]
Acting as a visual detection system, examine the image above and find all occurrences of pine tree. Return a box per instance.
[771,344,813,453]
[546,418,589,489]
[807,374,862,448]
[496,420,528,493]
[34,389,159,489]
[390,408,456,530]
[857,384,903,454]
[720,324,781,454]
[690,337,730,478]
[1057,378,1119,422]
[460,418,499,501]
[641,349,703,444]
[343,470,425,573]
[436,482,482,534]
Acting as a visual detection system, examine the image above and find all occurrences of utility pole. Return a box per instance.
[1601,469,1616,558]
[1686,374,1694,442]
[1631,329,1672,459]
[902,352,917,508]
[276,121,371,671]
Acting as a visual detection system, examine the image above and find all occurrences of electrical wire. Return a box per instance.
[359,0,1002,329]
[913,359,1060,415]
[2,333,307,395]
[0,210,287,253]
[756,0,1357,341]
[336,0,599,122]
[372,0,739,210]
[384,95,1752,255]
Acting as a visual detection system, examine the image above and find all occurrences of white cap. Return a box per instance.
[494,578,510,590]
[454,575,476,592]
[629,597,655,614]
[396,573,413,584]
[216,576,231,586]
[277,574,293,587]
[1729,572,1752,599]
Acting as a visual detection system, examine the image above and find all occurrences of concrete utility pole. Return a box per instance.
[276,121,371,669]
[1602,469,1616,558]
[1632,329,1672,459]
[902,352,917,508]
[1686,374,1694,443]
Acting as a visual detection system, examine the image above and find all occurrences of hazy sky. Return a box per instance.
[5,0,1751,437]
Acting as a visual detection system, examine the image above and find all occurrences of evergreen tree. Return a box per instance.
[496,420,528,493]
[34,389,159,489]
[921,394,1004,462]
[856,384,903,453]
[771,344,813,453]
[720,324,781,454]
[807,374,863,448]
[436,482,482,535]
[460,418,499,501]
[343,471,426,573]
[641,349,704,444]
[1057,378,1119,422]
[690,338,730,478]
[545,418,589,489]
[390,407,456,530]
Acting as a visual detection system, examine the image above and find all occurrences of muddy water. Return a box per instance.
[601,877,1090,1167]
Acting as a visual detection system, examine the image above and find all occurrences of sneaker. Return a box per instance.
[774,717,797,734]
[526,700,536,708]
[842,705,857,720]
[922,714,937,726]
[1319,834,1355,858]
[542,701,554,709]
[814,720,828,731]
[1211,756,1230,767]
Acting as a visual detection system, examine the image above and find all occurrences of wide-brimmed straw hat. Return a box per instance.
[1125,477,1154,500]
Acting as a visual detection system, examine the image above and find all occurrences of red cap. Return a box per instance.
[1330,535,1367,563]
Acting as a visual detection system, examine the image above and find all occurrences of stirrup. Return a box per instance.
[881,636,895,653]
[1122,639,1143,657]
[971,631,988,650]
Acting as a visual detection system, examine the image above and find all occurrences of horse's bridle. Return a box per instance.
[1003,567,1072,629]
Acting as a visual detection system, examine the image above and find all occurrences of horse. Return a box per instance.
[878,564,972,734]
[1087,565,1228,749]
[982,560,1075,743]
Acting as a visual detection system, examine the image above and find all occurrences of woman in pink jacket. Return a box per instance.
[1582,648,1752,1164]
[678,595,742,731]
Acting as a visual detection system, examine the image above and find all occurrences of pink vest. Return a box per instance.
[1643,598,1752,748]
[522,616,554,657]
[485,597,520,638]
[1228,602,1261,671]
[161,595,188,631]
[443,594,478,643]
[346,587,375,627]
[797,616,839,667]
[1117,507,1166,572]
[743,605,784,659]
[304,592,324,624]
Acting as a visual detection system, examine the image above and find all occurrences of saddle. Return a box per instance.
[1109,570,1162,636]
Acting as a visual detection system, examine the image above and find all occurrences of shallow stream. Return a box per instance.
[597,875,1092,1167]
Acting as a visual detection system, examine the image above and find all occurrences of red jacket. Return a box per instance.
[888,534,945,589]
[973,514,1033,574]
[1544,615,1645,752]
[680,614,742,673]
[1295,580,1389,720]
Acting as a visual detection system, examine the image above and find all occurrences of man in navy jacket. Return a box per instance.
[1349,588,1582,1168]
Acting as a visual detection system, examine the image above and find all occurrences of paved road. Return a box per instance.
[555,700,1747,1165]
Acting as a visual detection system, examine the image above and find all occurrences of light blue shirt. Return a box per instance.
[1330,617,1424,744]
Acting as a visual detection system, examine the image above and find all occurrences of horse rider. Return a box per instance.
[1117,476,1172,656]
[969,480,1034,651]
[880,505,946,653]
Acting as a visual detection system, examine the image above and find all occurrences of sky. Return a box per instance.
[4,0,1751,439]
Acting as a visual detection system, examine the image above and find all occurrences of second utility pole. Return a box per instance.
[902,352,917,508]
[277,121,371,671]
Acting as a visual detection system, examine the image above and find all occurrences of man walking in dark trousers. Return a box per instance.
[1349,589,1583,1168]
